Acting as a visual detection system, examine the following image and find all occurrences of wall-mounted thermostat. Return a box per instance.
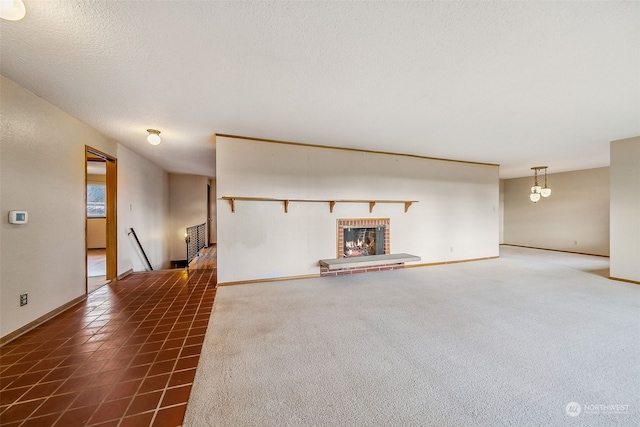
[9,211,28,224]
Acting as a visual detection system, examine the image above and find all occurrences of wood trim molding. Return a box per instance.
[86,146,118,282]
[85,146,116,162]
[105,159,117,280]
[215,133,500,167]
[0,294,87,347]
[609,276,640,285]
[405,256,499,268]
[500,244,609,258]
[117,269,134,280]
[218,274,320,286]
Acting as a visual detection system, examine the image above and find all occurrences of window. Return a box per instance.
[87,184,106,217]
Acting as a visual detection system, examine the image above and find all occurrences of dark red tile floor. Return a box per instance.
[0,268,216,426]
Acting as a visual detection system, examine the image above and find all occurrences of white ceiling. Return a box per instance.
[1,1,638,178]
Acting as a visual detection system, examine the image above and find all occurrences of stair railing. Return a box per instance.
[186,223,206,267]
[127,228,153,271]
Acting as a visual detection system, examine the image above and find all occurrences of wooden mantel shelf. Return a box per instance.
[221,196,417,213]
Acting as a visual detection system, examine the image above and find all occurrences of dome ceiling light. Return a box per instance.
[147,129,161,145]
[0,0,26,21]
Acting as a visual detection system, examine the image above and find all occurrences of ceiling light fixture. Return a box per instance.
[147,129,161,145]
[0,0,26,21]
[530,166,551,203]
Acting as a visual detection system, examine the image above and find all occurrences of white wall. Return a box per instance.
[117,145,171,272]
[216,136,499,284]
[502,167,609,256]
[0,75,170,339]
[169,174,209,261]
[0,75,116,337]
[610,136,640,282]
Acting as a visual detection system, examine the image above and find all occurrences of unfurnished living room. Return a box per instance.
[1,1,639,426]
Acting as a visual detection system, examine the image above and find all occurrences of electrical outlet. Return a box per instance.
[574,240,578,245]
[20,293,28,306]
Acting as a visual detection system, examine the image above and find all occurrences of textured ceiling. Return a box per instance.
[1,1,638,178]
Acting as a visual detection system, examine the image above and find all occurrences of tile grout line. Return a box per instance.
[121,271,203,427]
[146,270,209,427]
[56,276,163,426]
[108,271,183,427]
[1,268,217,426]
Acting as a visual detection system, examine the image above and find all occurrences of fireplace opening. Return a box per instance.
[343,226,385,258]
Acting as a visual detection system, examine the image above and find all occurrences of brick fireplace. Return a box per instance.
[337,218,390,258]
[320,218,419,277]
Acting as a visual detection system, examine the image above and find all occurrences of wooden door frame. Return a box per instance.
[86,146,117,285]
[207,182,211,246]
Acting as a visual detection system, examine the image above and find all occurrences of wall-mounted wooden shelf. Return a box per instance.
[221,197,417,213]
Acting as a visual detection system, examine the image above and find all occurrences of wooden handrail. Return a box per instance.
[127,228,153,271]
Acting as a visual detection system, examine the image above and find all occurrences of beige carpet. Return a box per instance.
[185,246,639,426]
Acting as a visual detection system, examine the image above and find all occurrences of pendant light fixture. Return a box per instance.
[529,166,551,203]
[147,129,161,145]
[531,169,541,198]
[530,166,551,203]
[540,167,551,198]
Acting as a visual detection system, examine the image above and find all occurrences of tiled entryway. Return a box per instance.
[0,267,216,426]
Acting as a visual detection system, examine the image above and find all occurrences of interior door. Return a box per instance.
[86,146,117,291]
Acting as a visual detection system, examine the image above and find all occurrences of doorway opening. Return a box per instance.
[86,147,117,293]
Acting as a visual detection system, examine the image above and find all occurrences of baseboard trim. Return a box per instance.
[500,244,609,258]
[609,276,640,285]
[0,294,87,347]
[218,274,320,286]
[405,256,499,268]
[117,269,133,280]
